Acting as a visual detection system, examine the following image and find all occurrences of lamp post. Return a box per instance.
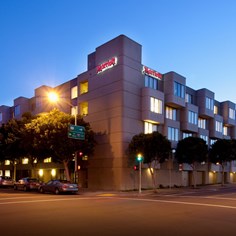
[169,149,175,189]
[136,153,143,194]
[48,92,79,183]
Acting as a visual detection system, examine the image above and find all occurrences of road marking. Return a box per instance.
[1,196,236,210]
[116,197,236,210]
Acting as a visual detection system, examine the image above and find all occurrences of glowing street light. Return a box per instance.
[48,91,59,103]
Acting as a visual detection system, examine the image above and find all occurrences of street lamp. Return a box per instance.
[136,153,143,194]
[47,91,79,183]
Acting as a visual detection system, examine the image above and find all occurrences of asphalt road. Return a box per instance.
[1,185,236,236]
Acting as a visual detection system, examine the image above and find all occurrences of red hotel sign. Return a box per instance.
[142,66,162,79]
[97,57,117,74]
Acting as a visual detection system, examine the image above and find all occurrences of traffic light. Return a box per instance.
[136,153,143,162]
[133,165,139,171]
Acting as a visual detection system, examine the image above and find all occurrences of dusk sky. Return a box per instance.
[1,0,236,106]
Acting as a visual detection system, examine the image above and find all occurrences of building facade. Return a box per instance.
[1,35,236,190]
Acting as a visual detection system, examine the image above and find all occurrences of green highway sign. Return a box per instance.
[68,124,85,140]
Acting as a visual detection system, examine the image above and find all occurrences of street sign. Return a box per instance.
[68,124,85,140]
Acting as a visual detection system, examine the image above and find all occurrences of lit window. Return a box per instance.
[144,121,157,134]
[71,106,78,116]
[166,106,177,120]
[44,157,52,163]
[150,97,162,114]
[80,102,88,116]
[223,126,228,136]
[5,160,10,165]
[71,86,78,99]
[5,170,10,177]
[80,81,88,94]
[198,118,206,129]
[168,127,179,141]
[214,106,218,114]
[0,170,2,176]
[22,158,29,164]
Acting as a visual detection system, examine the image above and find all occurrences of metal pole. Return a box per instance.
[74,106,77,183]
[139,160,142,194]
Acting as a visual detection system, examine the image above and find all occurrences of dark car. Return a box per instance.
[0,176,15,187]
[38,179,78,194]
[14,177,41,191]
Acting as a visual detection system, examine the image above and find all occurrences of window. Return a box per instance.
[166,106,177,120]
[22,158,29,164]
[144,121,157,134]
[5,170,10,177]
[80,102,88,116]
[215,121,223,132]
[145,75,158,90]
[223,126,228,136]
[71,86,78,99]
[206,97,214,110]
[214,105,218,115]
[71,106,78,117]
[229,108,235,119]
[44,157,52,163]
[150,97,162,114]
[183,132,192,139]
[168,127,179,141]
[0,112,2,122]
[198,118,206,129]
[4,160,10,165]
[185,93,193,104]
[188,111,198,125]
[80,81,88,94]
[174,81,185,98]
[14,105,20,117]
[210,139,217,145]
[200,135,208,144]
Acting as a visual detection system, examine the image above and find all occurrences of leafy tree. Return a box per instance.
[24,109,95,181]
[175,137,208,188]
[209,139,236,186]
[128,131,171,190]
[0,112,35,179]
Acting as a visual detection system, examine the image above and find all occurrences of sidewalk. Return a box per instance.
[79,183,236,197]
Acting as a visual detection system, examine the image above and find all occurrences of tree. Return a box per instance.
[175,137,208,188]
[24,109,95,181]
[209,139,235,186]
[128,131,171,190]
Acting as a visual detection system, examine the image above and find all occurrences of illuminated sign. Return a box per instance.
[142,66,162,80]
[97,57,117,74]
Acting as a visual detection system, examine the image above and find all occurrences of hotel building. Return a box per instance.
[1,35,236,190]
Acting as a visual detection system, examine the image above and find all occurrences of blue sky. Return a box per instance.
[1,0,236,106]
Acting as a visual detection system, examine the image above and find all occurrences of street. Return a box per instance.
[0,185,236,236]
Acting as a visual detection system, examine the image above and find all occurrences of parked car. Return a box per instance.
[14,177,41,191]
[0,176,15,187]
[38,179,78,194]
